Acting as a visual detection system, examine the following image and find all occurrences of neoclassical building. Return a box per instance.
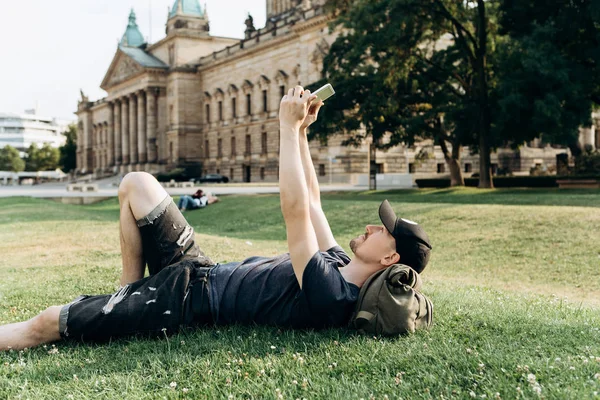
[76,0,597,182]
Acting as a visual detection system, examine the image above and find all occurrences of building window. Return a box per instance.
[376,163,384,174]
[218,101,223,121]
[437,163,445,173]
[246,94,252,115]
[491,163,498,175]
[230,167,234,181]
[262,90,268,112]
[260,167,265,180]
[261,132,267,154]
[409,163,415,173]
[319,164,326,176]
[464,163,472,173]
[205,140,209,158]
[217,168,220,174]
[279,85,285,98]
[217,138,222,158]
[169,105,174,124]
[232,98,237,118]
[205,104,210,123]
[245,134,251,155]
[231,136,236,156]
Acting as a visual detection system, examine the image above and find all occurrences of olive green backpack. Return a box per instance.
[351,264,433,336]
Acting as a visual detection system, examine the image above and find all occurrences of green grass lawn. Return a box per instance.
[1,188,599,399]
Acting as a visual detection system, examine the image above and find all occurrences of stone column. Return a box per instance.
[96,126,101,170]
[97,126,102,170]
[146,88,158,164]
[103,123,108,169]
[121,97,130,165]
[92,125,97,170]
[114,100,122,165]
[102,127,106,169]
[579,126,595,150]
[129,94,138,166]
[137,90,147,164]
[106,103,115,167]
[595,118,600,150]
[99,126,104,169]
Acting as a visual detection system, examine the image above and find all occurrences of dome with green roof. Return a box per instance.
[169,0,204,18]
[120,9,145,48]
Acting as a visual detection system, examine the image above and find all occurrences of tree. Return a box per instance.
[495,0,600,157]
[0,146,25,172]
[25,143,60,171]
[316,0,499,187]
[60,124,77,173]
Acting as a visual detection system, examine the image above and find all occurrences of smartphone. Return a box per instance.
[313,83,335,102]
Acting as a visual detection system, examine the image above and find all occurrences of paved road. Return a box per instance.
[0,182,368,198]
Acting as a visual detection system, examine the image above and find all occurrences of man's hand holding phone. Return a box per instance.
[279,86,317,131]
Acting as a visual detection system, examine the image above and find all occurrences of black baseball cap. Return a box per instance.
[378,200,432,273]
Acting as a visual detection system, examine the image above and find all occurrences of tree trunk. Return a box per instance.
[439,135,464,186]
[448,158,463,186]
[475,0,494,188]
[450,137,464,186]
[478,126,493,188]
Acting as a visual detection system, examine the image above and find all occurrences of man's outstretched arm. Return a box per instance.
[299,101,338,251]
[279,86,320,288]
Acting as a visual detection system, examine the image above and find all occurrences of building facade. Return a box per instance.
[76,0,597,181]
[0,110,69,153]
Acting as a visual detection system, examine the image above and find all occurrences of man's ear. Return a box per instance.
[381,252,400,267]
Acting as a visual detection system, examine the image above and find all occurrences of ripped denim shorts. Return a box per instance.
[137,195,214,275]
[58,196,215,342]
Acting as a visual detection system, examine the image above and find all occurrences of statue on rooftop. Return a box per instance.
[244,13,256,40]
[79,89,89,103]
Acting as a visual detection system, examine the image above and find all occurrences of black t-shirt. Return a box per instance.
[208,246,359,329]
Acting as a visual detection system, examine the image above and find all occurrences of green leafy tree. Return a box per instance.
[60,124,77,173]
[495,0,600,156]
[316,0,499,187]
[0,145,25,172]
[25,143,60,171]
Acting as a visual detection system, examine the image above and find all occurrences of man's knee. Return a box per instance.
[30,306,61,342]
[118,172,156,200]
[119,172,169,219]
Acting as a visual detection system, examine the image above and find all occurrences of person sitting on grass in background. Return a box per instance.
[0,86,431,351]
[177,189,219,212]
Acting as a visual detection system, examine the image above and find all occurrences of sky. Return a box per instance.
[0,0,266,120]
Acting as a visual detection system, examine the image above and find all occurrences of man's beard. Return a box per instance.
[349,238,358,253]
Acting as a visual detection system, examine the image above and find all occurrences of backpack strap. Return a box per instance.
[354,311,375,329]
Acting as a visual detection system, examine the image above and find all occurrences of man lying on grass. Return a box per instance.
[0,86,432,351]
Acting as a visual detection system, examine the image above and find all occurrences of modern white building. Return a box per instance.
[0,110,72,152]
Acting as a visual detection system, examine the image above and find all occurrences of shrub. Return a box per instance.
[415,178,452,188]
[155,168,186,182]
[574,150,600,175]
[154,163,203,182]
[464,176,559,187]
[416,176,561,188]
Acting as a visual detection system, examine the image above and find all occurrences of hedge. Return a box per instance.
[415,175,600,188]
